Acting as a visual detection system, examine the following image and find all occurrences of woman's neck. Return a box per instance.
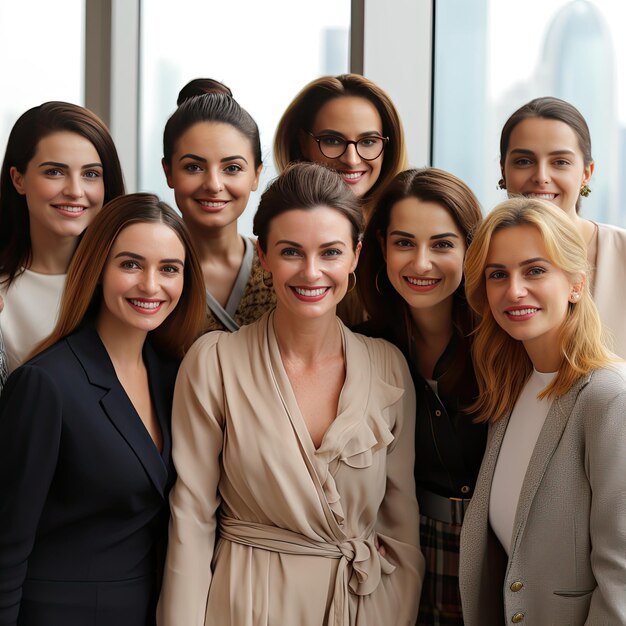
[95,313,147,372]
[189,221,242,264]
[408,297,455,379]
[28,229,78,274]
[273,307,342,366]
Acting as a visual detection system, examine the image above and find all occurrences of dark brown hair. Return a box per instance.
[357,168,482,350]
[0,101,125,284]
[176,78,232,105]
[163,93,261,169]
[253,162,363,253]
[273,74,407,207]
[500,97,592,214]
[33,193,206,360]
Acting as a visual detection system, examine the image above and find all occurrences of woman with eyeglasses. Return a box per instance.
[274,74,407,219]
[274,74,407,325]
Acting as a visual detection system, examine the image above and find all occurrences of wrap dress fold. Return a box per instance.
[158,311,424,626]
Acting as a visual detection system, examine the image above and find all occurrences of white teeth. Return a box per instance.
[129,299,161,309]
[55,205,84,213]
[406,277,439,286]
[525,193,556,200]
[294,287,327,297]
[199,200,226,208]
[508,308,538,316]
[341,172,363,180]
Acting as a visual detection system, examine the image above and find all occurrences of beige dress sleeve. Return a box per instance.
[157,331,225,626]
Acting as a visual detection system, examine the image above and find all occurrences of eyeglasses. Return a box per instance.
[306,131,389,161]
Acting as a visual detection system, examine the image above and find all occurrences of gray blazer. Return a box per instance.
[459,365,626,625]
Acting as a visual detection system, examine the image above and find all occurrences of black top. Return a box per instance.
[356,318,487,500]
[0,326,178,626]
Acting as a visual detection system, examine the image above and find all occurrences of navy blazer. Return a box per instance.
[0,326,178,626]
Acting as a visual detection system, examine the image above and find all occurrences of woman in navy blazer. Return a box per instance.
[0,193,206,626]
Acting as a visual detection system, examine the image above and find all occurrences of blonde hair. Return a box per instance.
[464,197,614,423]
[32,193,206,360]
[273,74,407,214]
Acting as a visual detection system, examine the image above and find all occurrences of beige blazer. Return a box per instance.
[459,365,626,625]
[594,222,626,359]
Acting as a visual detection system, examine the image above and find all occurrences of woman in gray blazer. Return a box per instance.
[459,197,626,625]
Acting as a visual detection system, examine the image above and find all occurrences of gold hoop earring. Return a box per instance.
[580,184,591,197]
[262,271,273,290]
[347,272,356,293]
[375,267,385,294]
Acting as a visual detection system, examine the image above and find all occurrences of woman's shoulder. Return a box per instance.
[346,324,410,380]
[597,221,626,248]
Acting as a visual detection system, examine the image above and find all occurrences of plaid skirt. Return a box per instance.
[416,514,464,626]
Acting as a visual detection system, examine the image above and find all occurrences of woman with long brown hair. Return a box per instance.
[0,193,205,625]
[0,101,125,372]
[357,168,485,624]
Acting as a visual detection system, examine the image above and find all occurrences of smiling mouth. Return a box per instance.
[290,286,330,301]
[127,298,164,313]
[504,307,540,320]
[338,171,365,184]
[524,193,557,201]
[404,276,441,291]
[197,199,228,211]
[52,204,87,215]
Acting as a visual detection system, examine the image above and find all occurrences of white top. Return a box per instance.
[489,369,557,555]
[0,269,66,373]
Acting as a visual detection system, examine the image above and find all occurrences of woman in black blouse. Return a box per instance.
[357,168,485,625]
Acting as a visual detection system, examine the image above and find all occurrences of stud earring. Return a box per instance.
[580,184,591,198]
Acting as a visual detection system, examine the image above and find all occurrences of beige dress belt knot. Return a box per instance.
[219,515,396,624]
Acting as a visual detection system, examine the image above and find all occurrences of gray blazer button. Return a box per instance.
[510,581,523,592]
[511,613,524,623]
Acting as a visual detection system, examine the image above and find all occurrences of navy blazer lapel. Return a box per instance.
[67,326,170,498]
[508,374,591,559]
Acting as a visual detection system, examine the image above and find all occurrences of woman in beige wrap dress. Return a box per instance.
[157,162,424,626]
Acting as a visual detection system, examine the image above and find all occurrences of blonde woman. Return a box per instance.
[459,198,625,625]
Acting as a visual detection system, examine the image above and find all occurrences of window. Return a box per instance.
[0,0,84,155]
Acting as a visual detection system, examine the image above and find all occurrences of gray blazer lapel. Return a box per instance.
[508,375,591,559]
[469,415,510,534]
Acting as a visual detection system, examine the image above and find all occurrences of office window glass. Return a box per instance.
[433,0,626,226]
[0,1,84,157]
[139,1,350,233]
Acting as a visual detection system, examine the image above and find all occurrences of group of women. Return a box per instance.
[0,71,624,626]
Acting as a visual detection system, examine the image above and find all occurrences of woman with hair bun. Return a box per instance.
[0,101,125,373]
[158,162,423,626]
[499,96,626,357]
[0,192,206,625]
[459,198,626,625]
[163,92,275,332]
